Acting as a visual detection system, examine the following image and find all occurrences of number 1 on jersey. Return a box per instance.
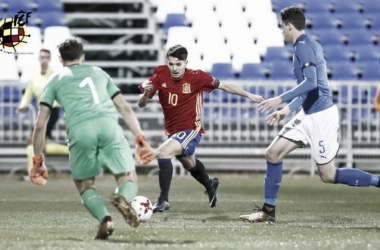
[79,77,100,104]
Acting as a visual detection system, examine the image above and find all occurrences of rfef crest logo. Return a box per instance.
[0,10,32,52]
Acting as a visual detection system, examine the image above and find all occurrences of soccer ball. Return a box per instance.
[131,196,153,222]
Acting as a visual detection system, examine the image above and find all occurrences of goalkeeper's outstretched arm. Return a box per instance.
[112,93,155,164]
[112,93,144,137]
[33,104,51,154]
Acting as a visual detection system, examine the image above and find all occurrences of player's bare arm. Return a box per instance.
[113,93,155,164]
[31,104,50,185]
[218,81,264,103]
[32,105,51,154]
[258,96,283,114]
[137,80,152,108]
[265,106,292,126]
[113,93,144,136]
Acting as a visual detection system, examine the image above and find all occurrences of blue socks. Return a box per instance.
[334,168,379,187]
[264,161,283,206]
[157,158,173,202]
[189,159,212,190]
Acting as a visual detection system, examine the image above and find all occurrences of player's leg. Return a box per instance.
[177,155,220,207]
[153,138,182,212]
[309,105,380,187]
[114,172,138,203]
[97,119,140,227]
[264,136,299,211]
[69,121,112,239]
[111,172,140,228]
[317,160,380,187]
[241,112,307,223]
[74,177,113,240]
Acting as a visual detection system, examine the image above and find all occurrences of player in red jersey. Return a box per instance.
[138,45,264,212]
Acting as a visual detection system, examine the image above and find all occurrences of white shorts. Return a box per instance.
[278,105,340,165]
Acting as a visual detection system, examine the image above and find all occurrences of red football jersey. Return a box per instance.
[140,65,220,135]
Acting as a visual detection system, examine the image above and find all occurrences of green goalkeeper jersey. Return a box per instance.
[41,64,120,129]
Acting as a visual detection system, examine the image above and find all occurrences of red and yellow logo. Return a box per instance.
[0,11,32,52]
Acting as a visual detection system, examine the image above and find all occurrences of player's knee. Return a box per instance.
[156,150,169,159]
[319,171,335,183]
[115,171,138,186]
[75,179,95,194]
[182,160,195,170]
[265,148,281,163]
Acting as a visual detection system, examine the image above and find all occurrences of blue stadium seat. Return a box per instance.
[210,63,235,80]
[203,91,210,103]
[328,61,359,80]
[340,85,363,104]
[35,0,63,12]
[351,46,380,63]
[344,29,375,46]
[162,13,188,36]
[5,0,34,11]
[307,13,337,30]
[239,63,267,80]
[369,15,380,32]
[303,1,333,14]
[314,29,345,46]
[39,10,66,32]
[359,61,380,80]
[332,1,361,14]
[323,45,353,62]
[361,0,380,15]
[2,106,20,119]
[222,107,248,122]
[267,61,294,80]
[0,85,21,103]
[249,86,272,99]
[263,46,291,63]
[336,14,368,30]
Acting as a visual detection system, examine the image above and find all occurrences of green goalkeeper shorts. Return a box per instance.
[67,117,135,180]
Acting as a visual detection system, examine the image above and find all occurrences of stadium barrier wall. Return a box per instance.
[0,81,379,174]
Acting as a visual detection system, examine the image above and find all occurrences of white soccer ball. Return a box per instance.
[131,196,153,222]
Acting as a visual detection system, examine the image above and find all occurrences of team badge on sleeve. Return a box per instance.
[211,77,220,87]
[182,83,191,94]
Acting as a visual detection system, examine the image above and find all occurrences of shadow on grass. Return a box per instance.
[61,237,85,242]
[109,239,196,245]
[61,237,196,245]
[184,215,234,222]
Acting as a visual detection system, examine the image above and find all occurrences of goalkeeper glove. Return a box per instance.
[134,134,155,164]
[30,154,48,186]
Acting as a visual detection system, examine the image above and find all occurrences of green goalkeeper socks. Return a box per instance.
[115,181,138,203]
[81,189,109,223]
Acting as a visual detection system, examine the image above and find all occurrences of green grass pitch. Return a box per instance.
[1,173,380,250]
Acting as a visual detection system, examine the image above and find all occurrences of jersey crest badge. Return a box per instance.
[182,83,191,94]
[162,83,167,88]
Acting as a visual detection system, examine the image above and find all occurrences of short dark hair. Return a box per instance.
[58,38,84,61]
[280,6,305,31]
[40,49,50,55]
[167,45,188,61]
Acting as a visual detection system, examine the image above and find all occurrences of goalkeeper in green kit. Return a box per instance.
[30,37,155,240]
